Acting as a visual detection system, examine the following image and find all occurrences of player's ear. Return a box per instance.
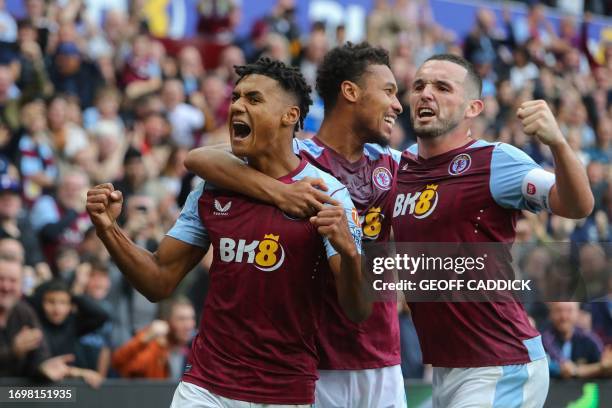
[340,80,360,104]
[282,106,300,128]
[465,98,484,119]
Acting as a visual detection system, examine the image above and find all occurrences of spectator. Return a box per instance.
[15,18,51,102]
[264,0,301,57]
[178,46,205,97]
[162,78,205,148]
[0,0,16,43]
[30,279,108,387]
[0,172,45,265]
[30,170,92,270]
[463,8,515,71]
[0,258,73,380]
[0,64,21,133]
[590,263,612,344]
[113,147,148,218]
[17,100,57,206]
[46,94,89,167]
[48,42,105,108]
[121,34,162,100]
[543,302,612,378]
[112,296,195,379]
[75,260,113,377]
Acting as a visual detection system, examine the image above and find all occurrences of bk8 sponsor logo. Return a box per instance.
[393,184,439,219]
[361,207,384,240]
[219,234,286,272]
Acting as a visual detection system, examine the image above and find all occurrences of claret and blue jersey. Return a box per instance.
[166,158,360,405]
[293,136,403,370]
[392,139,553,367]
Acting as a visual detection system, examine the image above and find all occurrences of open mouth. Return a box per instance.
[383,115,396,126]
[417,107,436,119]
[232,121,252,139]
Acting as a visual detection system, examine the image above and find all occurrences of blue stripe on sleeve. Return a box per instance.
[166,182,210,249]
[490,143,542,212]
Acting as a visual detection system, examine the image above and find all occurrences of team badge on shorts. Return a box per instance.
[448,154,471,176]
[372,167,392,190]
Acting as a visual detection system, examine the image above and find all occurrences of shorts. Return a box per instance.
[432,357,549,408]
[170,381,313,408]
[315,365,406,408]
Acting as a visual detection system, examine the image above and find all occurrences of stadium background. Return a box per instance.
[0,0,611,407]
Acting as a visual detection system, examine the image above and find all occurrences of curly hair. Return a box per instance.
[234,58,312,132]
[316,42,390,114]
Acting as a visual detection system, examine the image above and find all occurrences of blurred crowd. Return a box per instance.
[0,0,611,388]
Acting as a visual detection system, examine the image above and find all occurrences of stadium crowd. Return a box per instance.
[0,0,611,388]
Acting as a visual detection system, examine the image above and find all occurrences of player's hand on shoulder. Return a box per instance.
[517,100,565,147]
[310,202,357,257]
[86,183,123,232]
[274,177,335,218]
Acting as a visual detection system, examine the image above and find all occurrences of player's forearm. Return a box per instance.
[185,147,282,204]
[549,141,594,219]
[334,251,372,323]
[96,225,172,302]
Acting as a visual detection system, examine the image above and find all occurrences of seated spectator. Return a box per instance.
[0,258,73,380]
[543,302,612,378]
[30,279,108,387]
[112,296,195,379]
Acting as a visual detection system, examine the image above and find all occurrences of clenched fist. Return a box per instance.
[310,203,358,257]
[86,183,123,232]
[517,100,565,147]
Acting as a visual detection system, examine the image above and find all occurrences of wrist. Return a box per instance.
[95,222,119,239]
[547,133,569,150]
[269,182,287,207]
[337,244,359,259]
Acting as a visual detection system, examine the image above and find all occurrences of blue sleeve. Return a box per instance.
[490,143,544,212]
[324,184,363,259]
[166,182,210,249]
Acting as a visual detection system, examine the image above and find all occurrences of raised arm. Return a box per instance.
[517,100,594,219]
[185,146,334,218]
[313,196,371,323]
[86,183,207,302]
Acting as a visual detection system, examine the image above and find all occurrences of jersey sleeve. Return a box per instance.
[324,184,363,259]
[166,182,210,249]
[490,143,555,213]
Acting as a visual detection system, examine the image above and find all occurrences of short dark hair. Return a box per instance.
[424,54,482,99]
[316,42,390,114]
[234,57,312,132]
[39,279,71,297]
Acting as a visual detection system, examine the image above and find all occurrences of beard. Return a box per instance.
[412,114,463,140]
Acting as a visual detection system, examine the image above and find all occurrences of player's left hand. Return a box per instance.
[310,204,358,257]
[517,100,565,147]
